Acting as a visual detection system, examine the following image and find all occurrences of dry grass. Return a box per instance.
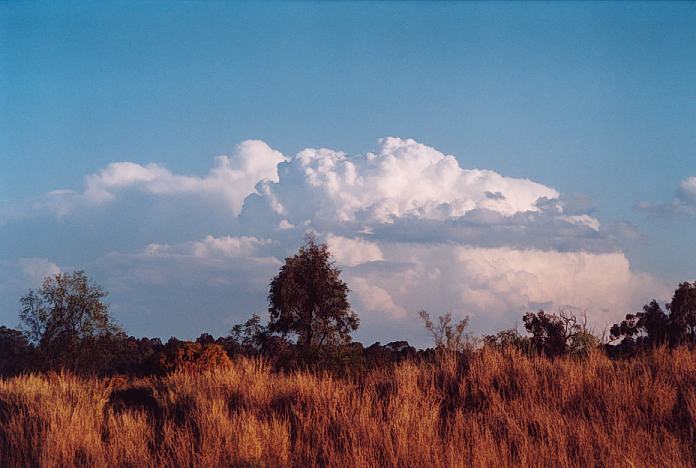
[1,347,695,467]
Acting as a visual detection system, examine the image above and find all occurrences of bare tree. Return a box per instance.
[419,310,474,353]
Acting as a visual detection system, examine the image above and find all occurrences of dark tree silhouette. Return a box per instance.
[18,270,123,370]
[667,281,696,344]
[268,234,359,355]
[522,309,594,357]
[483,328,532,353]
[0,326,34,376]
[611,281,696,350]
[610,300,670,349]
[523,310,568,357]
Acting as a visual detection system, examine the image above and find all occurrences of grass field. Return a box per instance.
[1,346,695,467]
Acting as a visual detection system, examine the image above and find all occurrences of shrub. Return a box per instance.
[155,342,232,374]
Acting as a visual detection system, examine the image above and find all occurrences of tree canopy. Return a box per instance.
[268,234,359,355]
[610,281,696,351]
[19,270,123,369]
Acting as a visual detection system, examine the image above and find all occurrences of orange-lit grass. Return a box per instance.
[1,347,695,467]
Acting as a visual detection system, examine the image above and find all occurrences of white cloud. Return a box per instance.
[338,242,668,335]
[326,234,384,267]
[678,176,696,204]
[3,137,668,342]
[46,140,286,216]
[244,137,562,227]
[349,277,407,319]
[18,258,60,285]
[560,214,601,231]
[144,235,272,259]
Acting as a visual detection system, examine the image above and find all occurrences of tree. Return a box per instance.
[610,300,670,350]
[610,281,696,351]
[267,234,359,355]
[18,270,123,370]
[229,313,267,354]
[483,328,532,354]
[667,281,696,345]
[522,309,594,357]
[0,326,34,376]
[418,310,474,353]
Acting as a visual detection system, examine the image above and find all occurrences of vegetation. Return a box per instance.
[1,236,695,466]
[522,309,599,357]
[1,348,695,467]
[611,281,696,354]
[18,270,124,372]
[418,310,475,353]
[268,234,359,357]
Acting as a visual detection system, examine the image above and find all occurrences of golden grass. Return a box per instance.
[1,347,695,467]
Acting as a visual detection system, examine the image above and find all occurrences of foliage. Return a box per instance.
[154,341,232,374]
[0,326,34,376]
[418,310,475,353]
[610,300,670,350]
[610,281,696,352]
[667,281,696,344]
[523,309,596,357]
[0,266,691,380]
[267,233,359,355]
[228,313,267,354]
[483,328,532,354]
[18,270,123,371]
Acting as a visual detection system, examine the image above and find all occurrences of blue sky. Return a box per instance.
[1,2,695,344]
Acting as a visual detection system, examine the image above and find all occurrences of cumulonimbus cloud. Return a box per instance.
[3,137,670,341]
[242,137,561,227]
[339,242,667,335]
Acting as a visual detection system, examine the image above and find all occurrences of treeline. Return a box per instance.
[1,236,695,377]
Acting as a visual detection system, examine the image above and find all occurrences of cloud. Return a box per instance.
[1,137,669,343]
[349,277,407,319]
[677,176,696,206]
[45,140,286,216]
[103,230,664,342]
[104,235,279,287]
[239,139,612,253]
[638,176,696,218]
[0,258,61,327]
[326,235,384,267]
[241,137,561,229]
[144,235,272,260]
[335,242,668,340]
[18,258,61,285]
[94,236,281,336]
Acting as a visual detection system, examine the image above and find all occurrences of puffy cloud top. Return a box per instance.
[248,137,560,226]
[48,140,286,216]
[1,137,666,341]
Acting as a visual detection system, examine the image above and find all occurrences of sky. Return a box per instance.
[1,1,695,346]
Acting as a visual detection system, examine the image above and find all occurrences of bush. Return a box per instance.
[155,341,232,374]
[0,327,34,376]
